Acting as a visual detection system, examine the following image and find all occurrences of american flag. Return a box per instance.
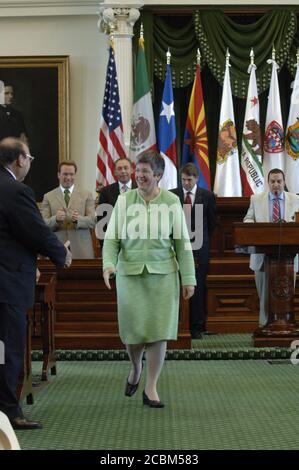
[96,46,127,187]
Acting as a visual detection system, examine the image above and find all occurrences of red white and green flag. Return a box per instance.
[130,34,156,162]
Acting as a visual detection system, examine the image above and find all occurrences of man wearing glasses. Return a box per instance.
[0,137,72,430]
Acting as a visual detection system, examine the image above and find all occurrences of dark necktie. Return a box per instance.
[184,192,192,219]
[272,197,280,222]
[184,191,192,205]
[121,184,128,193]
[64,189,70,207]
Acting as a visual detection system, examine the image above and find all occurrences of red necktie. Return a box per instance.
[272,197,280,222]
[184,192,192,205]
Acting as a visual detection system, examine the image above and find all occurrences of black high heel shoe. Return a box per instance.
[142,390,164,408]
[125,363,143,397]
[125,379,140,397]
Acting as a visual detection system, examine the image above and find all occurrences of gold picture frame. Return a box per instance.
[0,56,69,201]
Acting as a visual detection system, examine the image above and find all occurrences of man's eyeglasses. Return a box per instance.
[24,153,35,162]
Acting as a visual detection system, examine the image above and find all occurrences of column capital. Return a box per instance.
[98,2,142,36]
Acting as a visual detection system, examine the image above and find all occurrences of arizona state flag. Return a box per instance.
[182,64,211,189]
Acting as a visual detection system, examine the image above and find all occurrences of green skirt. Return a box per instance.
[116,268,180,344]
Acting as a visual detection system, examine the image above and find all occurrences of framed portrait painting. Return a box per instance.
[0,56,69,201]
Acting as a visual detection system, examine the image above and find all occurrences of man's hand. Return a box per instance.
[56,209,66,222]
[182,285,195,300]
[64,240,72,268]
[103,267,116,289]
[71,209,79,223]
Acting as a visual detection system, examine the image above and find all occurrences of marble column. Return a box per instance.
[98,2,142,151]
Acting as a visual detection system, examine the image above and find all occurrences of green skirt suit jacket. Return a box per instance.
[103,189,196,344]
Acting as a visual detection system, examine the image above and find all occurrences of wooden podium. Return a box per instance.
[234,222,299,347]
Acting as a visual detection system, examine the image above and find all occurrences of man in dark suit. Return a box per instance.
[0,137,72,430]
[96,157,137,245]
[172,163,217,339]
[0,84,28,143]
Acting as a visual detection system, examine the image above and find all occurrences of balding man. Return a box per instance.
[0,137,71,430]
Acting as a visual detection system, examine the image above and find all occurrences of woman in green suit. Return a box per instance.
[103,151,196,408]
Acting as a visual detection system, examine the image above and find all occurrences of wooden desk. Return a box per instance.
[32,273,57,381]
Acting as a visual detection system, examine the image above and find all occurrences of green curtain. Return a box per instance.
[195,10,297,98]
[136,9,297,183]
[139,9,297,97]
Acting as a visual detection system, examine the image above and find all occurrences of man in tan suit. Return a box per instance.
[40,161,95,258]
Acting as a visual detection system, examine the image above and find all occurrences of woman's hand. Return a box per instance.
[103,267,116,289]
[182,285,195,300]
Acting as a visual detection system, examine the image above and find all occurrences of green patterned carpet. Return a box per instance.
[31,334,294,361]
[18,359,299,450]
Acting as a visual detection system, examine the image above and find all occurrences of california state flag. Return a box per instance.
[213,61,242,196]
[241,64,264,195]
[285,62,299,193]
[263,59,284,179]
[130,35,156,162]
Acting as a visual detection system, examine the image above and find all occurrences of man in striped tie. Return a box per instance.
[244,168,299,326]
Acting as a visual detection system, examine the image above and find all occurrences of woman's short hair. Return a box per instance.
[137,150,165,176]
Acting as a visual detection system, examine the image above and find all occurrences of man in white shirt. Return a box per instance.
[40,161,95,258]
[172,163,217,339]
[244,168,299,326]
[97,158,137,246]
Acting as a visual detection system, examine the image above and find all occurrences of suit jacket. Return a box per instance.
[40,186,96,259]
[97,180,137,246]
[171,187,217,264]
[244,191,299,271]
[103,189,196,286]
[99,180,138,207]
[0,166,66,307]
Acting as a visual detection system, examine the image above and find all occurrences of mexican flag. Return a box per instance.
[129,35,156,162]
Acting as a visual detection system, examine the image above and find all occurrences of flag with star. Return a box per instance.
[241,64,264,195]
[158,63,177,189]
[96,45,127,187]
[182,63,211,189]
